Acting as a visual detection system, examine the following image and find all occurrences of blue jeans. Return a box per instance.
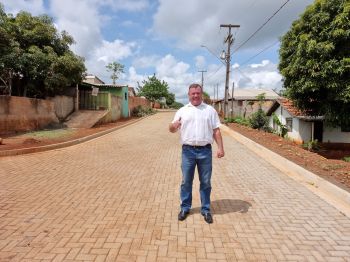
[180,144,212,214]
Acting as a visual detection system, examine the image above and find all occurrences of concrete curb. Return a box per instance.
[0,117,146,157]
[220,124,350,218]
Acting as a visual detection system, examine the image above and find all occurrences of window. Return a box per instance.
[238,100,243,106]
[286,118,293,132]
[125,92,127,100]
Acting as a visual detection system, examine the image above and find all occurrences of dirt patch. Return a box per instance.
[22,138,41,145]
[227,123,350,191]
[0,117,138,151]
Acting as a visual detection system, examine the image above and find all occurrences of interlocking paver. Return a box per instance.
[1,112,350,261]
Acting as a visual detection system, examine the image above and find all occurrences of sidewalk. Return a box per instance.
[0,112,350,261]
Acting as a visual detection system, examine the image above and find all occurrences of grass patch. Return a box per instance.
[19,129,75,139]
[343,156,350,162]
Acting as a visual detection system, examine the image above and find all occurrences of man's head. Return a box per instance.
[188,83,203,106]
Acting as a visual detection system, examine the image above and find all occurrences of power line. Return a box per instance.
[240,40,280,66]
[234,0,290,53]
[236,68,251,80]
[206,64,225,80]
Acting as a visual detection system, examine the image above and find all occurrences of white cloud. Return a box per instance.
[251,60,270,68]
[232,63,240,69]
[101,0,149,12]
[1,0,45,15]
[195,56,206,69]
[132,55,160,69]
[153,0,314,52]
[48,0,139,84]
[86,39,137,84]
[126,54,197,104]
[235,60,282,90]
[49,0,103,58]
[200,59,282,99]
[128,67,147,88]
[156,54,190,78]
[94,40,136,63]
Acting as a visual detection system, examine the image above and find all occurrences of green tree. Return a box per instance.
[137,74,169,102]
[0,8,86,97]
[166,92,175,106]
[279,0,350,127]
[106,61,124,85]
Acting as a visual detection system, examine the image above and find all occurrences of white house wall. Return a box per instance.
[269,105,311,144]
[298,121,312,143]
[323,126,350,143]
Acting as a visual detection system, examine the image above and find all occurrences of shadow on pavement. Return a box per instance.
[191,199,252,215]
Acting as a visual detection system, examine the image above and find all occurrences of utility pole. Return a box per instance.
[198,70,207,92]
[231,82,234,118]
[220,24,240,118]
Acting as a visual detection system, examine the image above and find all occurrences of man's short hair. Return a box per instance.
[188,83,202,91]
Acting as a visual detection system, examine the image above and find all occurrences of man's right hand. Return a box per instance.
[169,117,181,133]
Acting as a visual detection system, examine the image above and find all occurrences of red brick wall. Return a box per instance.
[128,96,152,111]
[0,96,59,134]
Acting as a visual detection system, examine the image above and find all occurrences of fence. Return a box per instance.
[79,90,110,110]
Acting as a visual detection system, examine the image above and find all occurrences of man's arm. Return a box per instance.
[169,117,181,133]
[213,128,224,158]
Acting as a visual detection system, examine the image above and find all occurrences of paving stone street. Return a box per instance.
[1,112,350,261]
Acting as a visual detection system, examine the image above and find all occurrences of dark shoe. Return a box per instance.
[178,210,189,221]
[202,212,213,224]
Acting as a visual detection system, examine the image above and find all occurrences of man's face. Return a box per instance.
[188,87,203,106]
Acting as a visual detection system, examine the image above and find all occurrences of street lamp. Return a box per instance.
[201,45,225,66]
[220,50,226,60]
[201,45,232,118]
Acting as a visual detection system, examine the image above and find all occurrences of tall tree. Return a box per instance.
[0,8,86,97]
[166,92,175,106]
[106,62,124,85]
[137,74,169,102]
[279,0,350,127]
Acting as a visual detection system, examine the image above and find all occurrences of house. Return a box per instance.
[80,75,129,118]
[266,98,350,145]
[83,75,105,85]
[213,88,280,118]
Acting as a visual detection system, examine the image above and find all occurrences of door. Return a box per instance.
[313,121,323,142]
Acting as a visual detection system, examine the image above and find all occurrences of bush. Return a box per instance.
[272,113,288,137]
[224,116,250,126]
[132,105,155,117]
[302,139,320,151]
[249,109,269,130]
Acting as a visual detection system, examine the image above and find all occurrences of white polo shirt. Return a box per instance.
[172,102,221,146]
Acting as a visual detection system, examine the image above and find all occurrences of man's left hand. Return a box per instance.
[216,149,224,158]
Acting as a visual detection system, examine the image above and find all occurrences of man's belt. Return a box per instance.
[182,144,211,148]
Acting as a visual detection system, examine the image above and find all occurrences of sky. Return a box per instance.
[2,0,314,104]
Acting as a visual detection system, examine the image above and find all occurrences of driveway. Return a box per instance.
[0,112,349,261]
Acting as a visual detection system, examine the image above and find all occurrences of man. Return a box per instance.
[169,83,224,224]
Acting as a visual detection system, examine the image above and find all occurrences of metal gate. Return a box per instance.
[79,90,110,110]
